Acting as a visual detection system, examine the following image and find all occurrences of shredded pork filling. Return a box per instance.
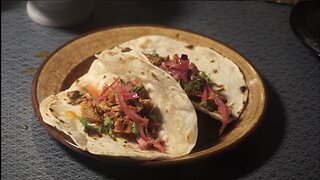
[67,79,164,152]
[146,53,230,135]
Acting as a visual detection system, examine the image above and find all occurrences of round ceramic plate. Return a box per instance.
[32,25,266,166]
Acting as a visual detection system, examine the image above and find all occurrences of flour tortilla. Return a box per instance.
[117,36,248,120]
[40,50,197,160]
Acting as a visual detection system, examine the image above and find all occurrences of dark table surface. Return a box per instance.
[1,1,319,179]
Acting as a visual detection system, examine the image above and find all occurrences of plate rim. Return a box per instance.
[31,24,267,166]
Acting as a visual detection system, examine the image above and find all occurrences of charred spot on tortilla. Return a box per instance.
[169,86,176,91]
[76,79,80,83]
[216,84,225,91]
[121,47,132,53]
[240,86,247,93]
[85,128,102,138]
[213,69,218,73]
[210,60,215,63]
[141,71,145,75]
[45,113,49,116]
[151,72,159,82]
[185,44,194,50]
[49,108,54,112]
[67,90,82,105]
[103,75,107,79]
[145,53,167,66]
[176,33,180,38]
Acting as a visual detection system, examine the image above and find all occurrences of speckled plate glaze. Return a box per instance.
[31,25,266,166]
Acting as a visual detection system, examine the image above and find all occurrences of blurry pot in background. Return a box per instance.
[26,0,95,27]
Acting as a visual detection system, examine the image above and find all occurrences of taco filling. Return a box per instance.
[67,78,164,152]
[118,35,249,137]
[40,49,198,160]
[146,53,230,135]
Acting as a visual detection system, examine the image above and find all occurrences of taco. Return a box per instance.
[39,49,197,160]
[116,35,249,135]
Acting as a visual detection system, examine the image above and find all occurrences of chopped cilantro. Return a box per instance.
[199,101,208,108]
[200,71,216,87]
[120,79,126,86]
[200,71,211,83]
[184,80,202,93]
[103,117,112,126]
[131,122,138,135]
[152,49,159,56]
[79,117,98,131]
[99,123,107,133]
[108,128,114,138]
[129,86,144,93]
[79,117,88,127]
[100,117,112,133]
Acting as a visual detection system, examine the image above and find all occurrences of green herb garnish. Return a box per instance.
[120,79,126,86]
[200,71,211,83]
[199,101,208,108]
[99,124,107,133]
[129,86,144,93]
[184,80,202,93]
[108,128,115,138]
[104,117,112,126]
[80,117,88,126]
[79,117,98,131]
[152,49,159,56]
[100,117,112,133]
[131,122,139,135]
[200,71,216,87]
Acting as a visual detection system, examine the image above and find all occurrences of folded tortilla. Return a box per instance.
[40,50,198,160]
[117,36,248,120]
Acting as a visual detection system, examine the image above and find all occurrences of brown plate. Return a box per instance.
[32,25,266,166]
